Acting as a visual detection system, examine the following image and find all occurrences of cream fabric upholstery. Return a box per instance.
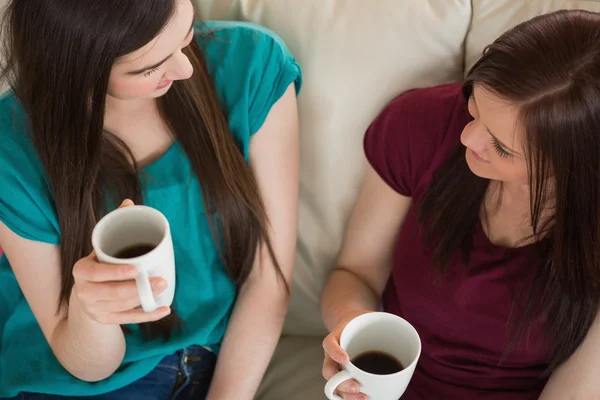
[466,0,600,71]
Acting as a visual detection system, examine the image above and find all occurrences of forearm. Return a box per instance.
[321,269,381,331]
[50,292,126,382]
[207,281,289,400]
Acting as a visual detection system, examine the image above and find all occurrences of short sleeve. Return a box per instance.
[0,94,60,244]
[245,29,302,134]
[198,21,302,154]
[364,83,465,197]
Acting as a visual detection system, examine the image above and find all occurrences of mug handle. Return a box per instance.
[136,270,158,312]
[324,370,354,400]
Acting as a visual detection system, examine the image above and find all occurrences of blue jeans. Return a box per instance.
[4,346,216,400]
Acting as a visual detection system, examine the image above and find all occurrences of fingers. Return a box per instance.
[119,199,135,208]
[76,277,167,302]
[336,382,363,397]
[323,354,362,395]
[73,257,138,283]
[98,307,172,325]
[337,392,368,400]
[94,280,167,313]
[323,333,365,398]
[322,353,340,380]
[323,333,350,365]
[335,375,361,395]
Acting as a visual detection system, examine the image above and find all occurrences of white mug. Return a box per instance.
[325,312,421,400]
[91,205,176,313]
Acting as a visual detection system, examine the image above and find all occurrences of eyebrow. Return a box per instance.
[471,92,521,156]
[127,19,195,75]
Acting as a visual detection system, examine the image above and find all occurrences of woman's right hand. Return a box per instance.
[322,310,373,400]
[71,199,171,325]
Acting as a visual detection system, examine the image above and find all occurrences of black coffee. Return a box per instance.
[351,351,404,375]
[113,244,155,259]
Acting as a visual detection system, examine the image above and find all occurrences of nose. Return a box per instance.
[164,51,194,82]
[460,120,488,153]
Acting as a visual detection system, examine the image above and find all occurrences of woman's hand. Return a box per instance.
[71,199,171,325]
[322,310,373,400]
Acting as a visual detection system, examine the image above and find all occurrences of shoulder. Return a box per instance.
[0,92,59,244]
[0,92,41,174]
[196,21,302,137]
[364,83,468,197]
[369,83,466,143]
[198,21,295,65]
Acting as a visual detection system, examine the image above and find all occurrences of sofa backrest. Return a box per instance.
[466,0,600,71]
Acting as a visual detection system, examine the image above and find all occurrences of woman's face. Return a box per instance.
[461,84,529,185]
[107,0,196,100]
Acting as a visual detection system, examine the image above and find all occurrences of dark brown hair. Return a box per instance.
[420,9,600,374]
[0,0,286,340]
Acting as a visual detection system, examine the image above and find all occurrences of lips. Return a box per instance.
[156,80,172,90]
[471,150,491,164]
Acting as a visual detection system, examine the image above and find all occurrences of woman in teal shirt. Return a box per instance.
[0,0,301,398]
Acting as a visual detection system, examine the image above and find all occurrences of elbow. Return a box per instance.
[50,324,126,383]
[56,346,125,383]
[66,364,121,383]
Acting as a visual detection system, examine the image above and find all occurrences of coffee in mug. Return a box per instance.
[351,350,404,375]
[113,244,156,259]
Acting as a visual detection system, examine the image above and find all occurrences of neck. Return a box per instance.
[500,180,531,202]
[485,180,531,216]
[104,95,160,130]
[489,179,555,225]
[105,95,157,118]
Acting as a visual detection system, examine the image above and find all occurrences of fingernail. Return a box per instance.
[350,384,360,393]
[153,280,167,289]
[127,267,138,276]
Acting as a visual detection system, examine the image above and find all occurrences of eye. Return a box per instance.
[491,137,511,158]
[143,66,160,77]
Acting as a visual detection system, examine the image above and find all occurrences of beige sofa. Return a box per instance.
[190,0,600,398]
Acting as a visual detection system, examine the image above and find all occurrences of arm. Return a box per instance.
[539,312,600,399]
[320,163,411,398]
[321,164,412,333]
[206,84,299,400]
[0,200,167,382]
[0,223,125,382]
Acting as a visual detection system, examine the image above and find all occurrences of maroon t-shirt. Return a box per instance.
[364,83,551,399]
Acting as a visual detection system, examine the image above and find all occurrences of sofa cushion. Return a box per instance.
[195,0,472,336]
[466,0,600,71]
[255,335,325,400]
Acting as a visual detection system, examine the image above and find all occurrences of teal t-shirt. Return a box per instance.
[0,21,301,397]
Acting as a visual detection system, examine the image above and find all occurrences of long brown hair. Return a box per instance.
[0,0,286,340]
[420,10,600,374]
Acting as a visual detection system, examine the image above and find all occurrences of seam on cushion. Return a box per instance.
[462,0,476,76]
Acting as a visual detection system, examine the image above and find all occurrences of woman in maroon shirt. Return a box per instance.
[321,10,600,400]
